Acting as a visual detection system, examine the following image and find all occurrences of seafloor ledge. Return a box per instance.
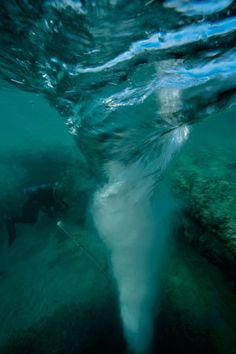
[171,146,236,286]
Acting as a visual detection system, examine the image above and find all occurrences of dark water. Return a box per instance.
[1,1,236,353]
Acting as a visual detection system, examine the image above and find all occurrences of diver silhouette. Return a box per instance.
[6,182,69,245]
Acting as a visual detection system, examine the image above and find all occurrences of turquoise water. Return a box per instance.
[1,1,236,353]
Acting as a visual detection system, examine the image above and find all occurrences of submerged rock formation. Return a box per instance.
[171,146,236,285]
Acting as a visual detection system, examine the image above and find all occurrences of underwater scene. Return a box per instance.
[0,1,236,353]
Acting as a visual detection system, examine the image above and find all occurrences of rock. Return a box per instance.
[170,147,236,285]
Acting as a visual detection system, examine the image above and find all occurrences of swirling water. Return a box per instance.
[1,1,236,353]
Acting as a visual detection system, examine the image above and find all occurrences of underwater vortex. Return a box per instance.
[0,0,236,352]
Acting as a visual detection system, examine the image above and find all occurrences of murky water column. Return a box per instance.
[92,130,188,354]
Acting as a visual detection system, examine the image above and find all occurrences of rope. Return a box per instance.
[57,221,108,278]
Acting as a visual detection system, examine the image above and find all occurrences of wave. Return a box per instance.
[0,0,236,169]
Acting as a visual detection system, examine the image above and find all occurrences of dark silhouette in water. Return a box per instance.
[6,182,69,245]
